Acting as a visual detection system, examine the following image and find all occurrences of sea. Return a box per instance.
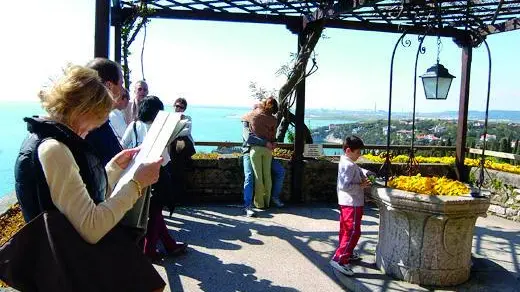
[0,101,353,198]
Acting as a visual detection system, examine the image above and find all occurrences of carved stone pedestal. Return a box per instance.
[370,184,490,286]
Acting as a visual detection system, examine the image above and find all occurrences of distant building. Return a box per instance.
[397,130,412,139]
[382,126,396,135]
[352,126,362,134]
[429,125,446,134]
[416,134,440,141]
[328,124,341,131]
[479,134,496,141]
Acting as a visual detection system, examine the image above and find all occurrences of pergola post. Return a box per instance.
[455,42,472,181]
[114,25,122,64]
[291,31,307,203]
[94,0,111,58]
[113,1,122,64]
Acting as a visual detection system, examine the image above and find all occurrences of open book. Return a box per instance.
[114,110,186,229]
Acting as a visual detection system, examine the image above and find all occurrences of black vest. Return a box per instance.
[14,117,107,222]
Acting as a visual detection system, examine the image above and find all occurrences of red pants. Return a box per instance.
[333,205,364,265]
[143,202,177,255]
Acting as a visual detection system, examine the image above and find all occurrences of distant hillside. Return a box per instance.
[418,111,520,122]
[305,109,520,123]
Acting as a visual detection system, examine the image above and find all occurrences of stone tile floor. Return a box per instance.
[1,203,518,292]
[152,203,520,292]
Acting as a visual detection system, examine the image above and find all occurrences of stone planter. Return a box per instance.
[369,184,490,286]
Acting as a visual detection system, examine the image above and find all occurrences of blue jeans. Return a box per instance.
[243,154,285,208]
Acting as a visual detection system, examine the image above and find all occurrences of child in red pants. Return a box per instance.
[330,135,370,276]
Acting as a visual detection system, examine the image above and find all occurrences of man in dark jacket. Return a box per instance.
[85,58,124,165]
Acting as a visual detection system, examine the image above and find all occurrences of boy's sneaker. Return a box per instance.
[271,198,285,207]
[329,260,354,276]
[245,207,256,217]
[349,251,362,261]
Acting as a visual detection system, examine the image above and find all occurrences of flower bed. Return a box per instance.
[192,148,293,160]
[388,174,469,196]
[363,153,520,175]
[0,204,25,288]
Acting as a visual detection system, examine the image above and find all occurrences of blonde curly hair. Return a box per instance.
[38,65,113,128]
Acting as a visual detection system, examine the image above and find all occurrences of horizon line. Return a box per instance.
[0,100,519,114]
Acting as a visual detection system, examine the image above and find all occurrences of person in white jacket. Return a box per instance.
[122,95,188,261]
[173,97,194,144]
[169,98,196,202]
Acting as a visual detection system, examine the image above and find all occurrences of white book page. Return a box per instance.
[113,111,182,194]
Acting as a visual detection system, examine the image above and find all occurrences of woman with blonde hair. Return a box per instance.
[9,65,166,291]
[242,97,278,209]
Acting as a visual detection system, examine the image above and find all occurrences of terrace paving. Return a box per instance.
[151,203,520,292]
[1,202,519,291]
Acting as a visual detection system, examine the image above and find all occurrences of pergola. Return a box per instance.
[94,0,520,200]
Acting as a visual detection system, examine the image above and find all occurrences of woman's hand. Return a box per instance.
[113,148,140,169]
[133,157,163,188]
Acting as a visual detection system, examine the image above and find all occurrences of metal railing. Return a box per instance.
[194,141,457,155]
[195,141,520,163]
[195,141,456,150]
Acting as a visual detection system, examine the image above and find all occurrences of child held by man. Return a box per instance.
[330,135,371,276]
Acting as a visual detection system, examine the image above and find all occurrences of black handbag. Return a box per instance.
[0,138,164,291]
[0,210,165,292]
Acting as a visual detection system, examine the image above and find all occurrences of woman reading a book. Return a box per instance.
[13,65,165,291]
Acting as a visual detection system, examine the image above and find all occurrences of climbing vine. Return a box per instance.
[121,1,154,89]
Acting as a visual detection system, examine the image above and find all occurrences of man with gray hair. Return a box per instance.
[124,80,148,124]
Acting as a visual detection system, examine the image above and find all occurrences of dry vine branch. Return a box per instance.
[276,18,326,142]
[121,1,153,89]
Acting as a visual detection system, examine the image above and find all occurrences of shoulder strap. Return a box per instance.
[32,138,57,213]
[133,122,139,148]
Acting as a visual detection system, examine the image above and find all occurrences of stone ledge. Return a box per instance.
[371,184,491,216]
[333,253,520,292]
[487,204,520,222]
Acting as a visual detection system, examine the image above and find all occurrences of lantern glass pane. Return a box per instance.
[422,77,453,99]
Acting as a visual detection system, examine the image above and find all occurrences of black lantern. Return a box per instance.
[420,63,456,100]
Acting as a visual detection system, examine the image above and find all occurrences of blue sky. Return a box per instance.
[1,0,519,112]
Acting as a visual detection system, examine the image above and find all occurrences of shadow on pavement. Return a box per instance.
[473,224,520,275]
[163,249,299,292]
[159,203,382,290]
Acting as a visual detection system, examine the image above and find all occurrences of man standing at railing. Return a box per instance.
[169,98,196,204]
[242,121,285,217]
[124,80,149,124]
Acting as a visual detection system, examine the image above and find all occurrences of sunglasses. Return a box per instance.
[174,104,186,110]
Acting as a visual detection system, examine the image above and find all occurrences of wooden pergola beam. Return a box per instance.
[116,7,466,39]
[479,17,520,36]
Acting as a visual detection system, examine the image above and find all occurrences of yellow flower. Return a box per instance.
[388,174,469,196]
[363,154,520,175]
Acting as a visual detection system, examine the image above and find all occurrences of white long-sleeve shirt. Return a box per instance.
[337,155,366,206]
[38,139,141,244]
[108,109,127,143]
